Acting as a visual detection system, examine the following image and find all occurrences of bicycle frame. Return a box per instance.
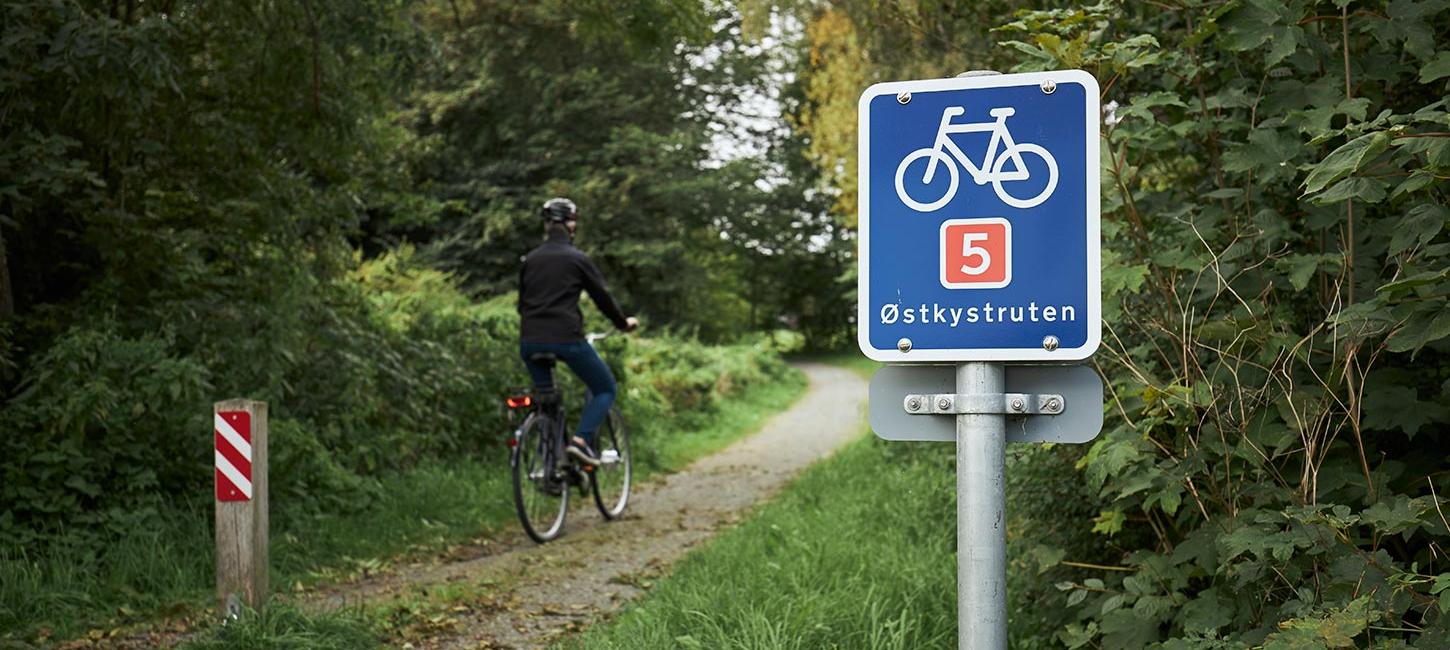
[923,108,1029,186]
[511,330,622,487]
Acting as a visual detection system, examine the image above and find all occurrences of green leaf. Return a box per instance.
[1433,573,1450,612]
[1362,385,1447,438]
[1377,267,1450,295]
[1399,134,1450,169]
[1265,25,1304,67]
[1220,0,1302,68]
[1361,495,1429,536]
[1177,589,1232,633]
[1092,509,1127,536]
[1382,0,1441,60]
[1246,411,1299,455]
[1387,307,1450,353]
[1263,595,1375,648]
[1102,261,1150,296]
[1101,608,1159,648]
[1202,187,1244,199]
[1389,203,1449,254]
[1280,254,1329,291]
[1421,52,1450,83]
[1032,545,1067,575]
[1302,132,1391,195]
[1391,169,1438,198]
[1310,177,1388,205]
[1057,622,1099,649]
[1223,128,1301,179]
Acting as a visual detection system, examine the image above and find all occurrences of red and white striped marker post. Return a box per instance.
[214,399,268,619]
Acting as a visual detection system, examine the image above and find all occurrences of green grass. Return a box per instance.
[178,604,381,650]
[641,368,806,472]
[563,353,1098,649]
[0,368,806,646]
[564,433,958,649]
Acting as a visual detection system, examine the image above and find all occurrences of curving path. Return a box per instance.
[314,362,867,649]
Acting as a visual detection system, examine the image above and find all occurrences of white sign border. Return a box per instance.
[857,69,1102,363]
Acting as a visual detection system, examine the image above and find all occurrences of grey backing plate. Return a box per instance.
[869,364,1104,443]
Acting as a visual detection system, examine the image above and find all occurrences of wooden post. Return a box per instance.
[213,399,268,619]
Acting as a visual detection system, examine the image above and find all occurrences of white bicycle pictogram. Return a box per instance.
[894,106,1059,212]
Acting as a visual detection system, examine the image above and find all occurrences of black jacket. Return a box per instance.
[518,230,630,343]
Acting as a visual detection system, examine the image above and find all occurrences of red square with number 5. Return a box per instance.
[940,218,1011,289]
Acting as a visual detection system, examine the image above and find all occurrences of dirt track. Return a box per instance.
[311,362,866,649]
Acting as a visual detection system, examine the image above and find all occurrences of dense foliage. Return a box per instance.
[0,0,837,554]
[770,0,1450,646]
[8,0,1450,647]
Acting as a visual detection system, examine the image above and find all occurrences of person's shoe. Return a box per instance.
[566,438,601,467]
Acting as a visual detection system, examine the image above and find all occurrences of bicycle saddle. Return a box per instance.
[988,107,1015,118]
[527,352,558,365]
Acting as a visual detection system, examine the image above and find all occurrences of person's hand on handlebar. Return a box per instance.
[624,316,640,332]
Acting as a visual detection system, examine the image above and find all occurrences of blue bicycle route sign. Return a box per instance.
[857,70,1101,363]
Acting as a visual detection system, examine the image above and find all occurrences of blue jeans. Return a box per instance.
[519,341,616,445]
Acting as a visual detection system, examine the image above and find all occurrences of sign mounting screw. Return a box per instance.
[907,397,922,411]
[938,397,953,410]
[1040,79,1056,94]
[896,91,911,105]
[1010,397,1025,412]
[1042,335,1060,351]
[897,338,913,352]
[1044,397,1062,413]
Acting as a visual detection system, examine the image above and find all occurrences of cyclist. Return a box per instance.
[518,197,638,467]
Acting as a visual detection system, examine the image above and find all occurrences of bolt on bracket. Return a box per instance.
[903,392,1065,416]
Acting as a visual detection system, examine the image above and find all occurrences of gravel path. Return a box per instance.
[315,362,866,649]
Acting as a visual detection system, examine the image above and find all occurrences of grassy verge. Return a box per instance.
[639,368,806,472]
[565,353,1100,649]
[565,432,958,649]
[1,367,806,646]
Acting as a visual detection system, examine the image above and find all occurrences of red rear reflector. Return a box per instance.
[506,396,532,409]
[507,437,518,448]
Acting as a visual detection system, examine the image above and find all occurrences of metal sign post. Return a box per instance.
[856,68,1102,650]
[955,362,1007,647]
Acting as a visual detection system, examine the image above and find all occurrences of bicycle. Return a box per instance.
[506,332,632,543]
[893,105,1059,212]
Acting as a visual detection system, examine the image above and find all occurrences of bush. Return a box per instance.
[0,248,789,547]
[992,4,1450,647]
[0,324,210,545]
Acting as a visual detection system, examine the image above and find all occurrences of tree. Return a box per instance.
[776,0,1450,645]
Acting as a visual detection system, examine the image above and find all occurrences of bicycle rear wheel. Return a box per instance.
[512,413,569,542]
[590,408,631,519]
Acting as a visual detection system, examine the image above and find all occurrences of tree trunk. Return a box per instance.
[302,0,322,117]
[449,0,463,29]
[0,225,14,319]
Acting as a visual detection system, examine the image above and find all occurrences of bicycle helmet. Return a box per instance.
[540,197,579,223]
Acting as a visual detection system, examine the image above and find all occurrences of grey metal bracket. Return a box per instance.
[903,392,1064,416]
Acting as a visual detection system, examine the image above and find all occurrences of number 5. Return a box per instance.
[960,232,991,275]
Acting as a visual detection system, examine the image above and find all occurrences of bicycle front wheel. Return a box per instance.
[990,142,1058,209]
[590,408,631,519]
[512,413,569,543]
